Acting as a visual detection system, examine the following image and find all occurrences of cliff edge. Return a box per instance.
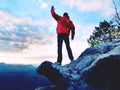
[36,40,120,90]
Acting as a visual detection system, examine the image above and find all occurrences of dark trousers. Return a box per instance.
[57,34,74,64]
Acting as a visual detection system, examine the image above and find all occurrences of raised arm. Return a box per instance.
[50,6,61,21]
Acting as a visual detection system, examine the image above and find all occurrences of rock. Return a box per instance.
[37,61,72,89]
[35,85,56,90]
[83,55,120,90]
[36,40,120,90]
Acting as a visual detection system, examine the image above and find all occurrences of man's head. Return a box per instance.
[63,12,69,18]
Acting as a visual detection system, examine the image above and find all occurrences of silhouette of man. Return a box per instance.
[50,6,75,65]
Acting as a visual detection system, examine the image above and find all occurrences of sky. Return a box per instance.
[0,0,120,65]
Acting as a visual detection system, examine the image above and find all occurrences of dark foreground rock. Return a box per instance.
[83,55,120,90]
[37,61,71,90]
[36,40,120,90]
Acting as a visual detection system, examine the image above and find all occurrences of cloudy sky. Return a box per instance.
[0,0,120,65]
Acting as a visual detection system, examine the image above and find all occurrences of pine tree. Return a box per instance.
[87,20,120,47]
[87,0,120,47]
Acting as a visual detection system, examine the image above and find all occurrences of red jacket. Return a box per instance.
[51,8,75,39]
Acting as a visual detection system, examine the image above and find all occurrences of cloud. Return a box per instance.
[0,11,53,52]
[0,11,51,27]
[61,0,114,16]
[38,0,48,9]
[74,21,96,41]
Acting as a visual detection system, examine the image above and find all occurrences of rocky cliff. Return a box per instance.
[36,40,120,90]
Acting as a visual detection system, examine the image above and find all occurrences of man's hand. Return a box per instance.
[71,36,74,40]
[51,6,55,10]
[51,6,55,14]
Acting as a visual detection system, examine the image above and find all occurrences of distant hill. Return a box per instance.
[0,63,52,90]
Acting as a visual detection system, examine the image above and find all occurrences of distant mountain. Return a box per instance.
[0,63,52,90]
[37,40,120,90]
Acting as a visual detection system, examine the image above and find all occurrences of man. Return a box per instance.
[50,6,75,65]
